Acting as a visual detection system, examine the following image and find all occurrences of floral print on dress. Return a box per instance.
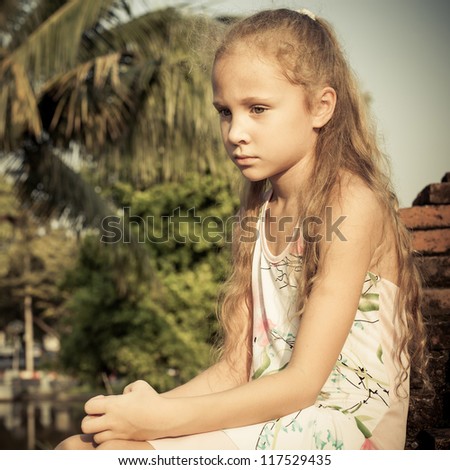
[251,266,391,449]
[261,253,303,289]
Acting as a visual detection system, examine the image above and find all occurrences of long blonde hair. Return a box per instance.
[214,9,428,392]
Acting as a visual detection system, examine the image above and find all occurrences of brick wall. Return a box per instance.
[399,172,450,449]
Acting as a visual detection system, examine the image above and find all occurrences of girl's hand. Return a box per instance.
[81,380,169,443]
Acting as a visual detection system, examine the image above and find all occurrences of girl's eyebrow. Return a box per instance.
[212,96,273,107]
[240,96,273,104]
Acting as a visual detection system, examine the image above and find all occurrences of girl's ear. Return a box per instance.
[312,87,336,129]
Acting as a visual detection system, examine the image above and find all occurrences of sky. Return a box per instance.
[134,0,450,208]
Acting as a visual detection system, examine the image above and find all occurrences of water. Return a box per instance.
[0,399,85,450]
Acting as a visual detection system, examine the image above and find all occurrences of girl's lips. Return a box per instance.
[234,155,258,164]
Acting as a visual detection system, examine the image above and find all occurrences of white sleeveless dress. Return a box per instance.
[222,199,410,450]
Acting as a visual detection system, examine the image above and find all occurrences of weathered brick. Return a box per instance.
[443,391,450,425]
[413,182,450,206]
[410,229,450,254]
[416,428,450,450]
[400,205,450,230]
[423,288,450,351]
[422,288,450,320]
[407,393,443,449]
[407,350,448,449]
[405,173,450,449]
[415,256,450,287]
[426,321,450,350]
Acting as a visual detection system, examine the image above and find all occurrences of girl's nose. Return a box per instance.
[227,118,250,145]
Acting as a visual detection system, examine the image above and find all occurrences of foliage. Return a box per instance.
[0,176,77,337]
[58,174,240,391]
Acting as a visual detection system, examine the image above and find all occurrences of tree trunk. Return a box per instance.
[23,215,34,376]
[24,289,34,374]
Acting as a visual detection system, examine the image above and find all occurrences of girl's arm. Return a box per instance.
[159,357,247,399]
[83,180,384,442]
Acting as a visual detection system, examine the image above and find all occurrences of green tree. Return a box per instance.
[60,174,239,391]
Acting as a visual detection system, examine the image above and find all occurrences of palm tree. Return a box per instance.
[0,0,228,226]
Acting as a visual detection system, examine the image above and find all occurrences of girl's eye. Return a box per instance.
[217,108,231,117]
[252,106,267,114]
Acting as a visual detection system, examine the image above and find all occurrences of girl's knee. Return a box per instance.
[55,434,96,450]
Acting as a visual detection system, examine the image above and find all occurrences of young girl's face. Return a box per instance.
[212,46,318,184]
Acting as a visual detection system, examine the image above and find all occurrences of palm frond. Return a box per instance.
[128,58,227,184]
[11,0,117,83]
[86,53,230,188]
[79,8,174,60]
[0,57,42,151]
[38,50,160,154]
[76,10,231,186]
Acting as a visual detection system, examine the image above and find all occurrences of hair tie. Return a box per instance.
[297,8,316,21]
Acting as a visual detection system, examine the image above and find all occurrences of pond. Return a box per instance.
[0,399,85,450]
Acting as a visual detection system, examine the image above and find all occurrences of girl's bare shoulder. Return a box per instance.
[331,171,384,221]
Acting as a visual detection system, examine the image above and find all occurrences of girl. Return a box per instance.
[56,8,428,450]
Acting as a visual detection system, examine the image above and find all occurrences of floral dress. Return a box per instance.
[223,198,410,450]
